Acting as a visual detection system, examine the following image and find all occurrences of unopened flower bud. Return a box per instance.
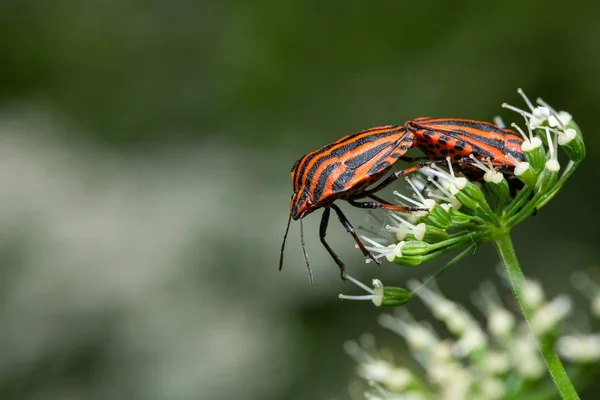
[513,160,538,187]
[451,179,495,222]
[523,140,546,174]
[558,123,586,162]
[485,175,509,201]
[423,203,452,229]
[381,286,415,307]
[421,225,449,243]
[534,128,560,194]
[400,240,430,256]
[511,122,546,173]
[453,178,486,207]
[448,209,471,226]
[534,163,559,195]
[393,254,424,267]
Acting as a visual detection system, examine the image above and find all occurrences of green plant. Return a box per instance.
[340,89,588,399]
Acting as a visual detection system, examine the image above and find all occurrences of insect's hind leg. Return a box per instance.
[330,203,380,266]
[319,207,347,279]
[348,197,427,212]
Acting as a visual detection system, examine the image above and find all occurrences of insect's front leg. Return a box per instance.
[319,207,346,279]
[330,204,380,266]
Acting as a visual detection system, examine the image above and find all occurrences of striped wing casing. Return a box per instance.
[407,117,525,166]
[289,125,413,219]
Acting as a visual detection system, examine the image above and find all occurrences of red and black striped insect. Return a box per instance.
[279,118,525,281]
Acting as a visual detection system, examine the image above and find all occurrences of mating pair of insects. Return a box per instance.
[279,117,525,281]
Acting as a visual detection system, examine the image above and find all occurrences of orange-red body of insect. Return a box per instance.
[279,118,525,281]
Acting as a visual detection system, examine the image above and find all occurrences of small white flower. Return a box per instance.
[502,89,565,130]
[358,359,397,383]
[387,213,427,241]
[530,295,572,335]
[543,127,560,173]
[409,281,452,315]
[511,331,545,380]
[488,308,516,338]
[439,366,472,400]
[473,281,516,337]
[379,313,439,351]
[445,312,471,336]
[493,115,506,128]
[385,368,414,392]
[536,96,572,128]
[428,361,466,386]
[506,153,532,178]
[384,213,411,241]
[339,275,385,306]
[478,377,506,400]
[556,334,600,363]
[421,162,463,210]
[393,176,437,214]
[467,155,504,184]
[511,120,543,153]
[480,350,511,375]
[557,127,577,146]
[453,324,487,357]
[344,339,416,392]
[363,393,385,400]
[430,340,454,362]
[356,235,404,263]
[521,279,545,310]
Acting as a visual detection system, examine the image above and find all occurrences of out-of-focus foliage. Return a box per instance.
[0,1,599,399]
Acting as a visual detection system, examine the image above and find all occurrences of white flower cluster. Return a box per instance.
[345,271,600,400]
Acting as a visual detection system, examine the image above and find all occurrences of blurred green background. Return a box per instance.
[1,1,599,399]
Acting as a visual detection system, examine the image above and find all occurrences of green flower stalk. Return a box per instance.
[344,272,600,400]
[340,89,587,399]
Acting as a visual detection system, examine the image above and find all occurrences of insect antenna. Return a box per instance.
[279,212,293,271]
[299,215,314,282]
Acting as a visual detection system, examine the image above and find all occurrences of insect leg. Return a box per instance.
[347,198,426,212]
[319,207,346,279]
[299,216,314,283]
[330,203,380,266]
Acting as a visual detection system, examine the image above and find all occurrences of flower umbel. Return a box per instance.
[347,272,600,400]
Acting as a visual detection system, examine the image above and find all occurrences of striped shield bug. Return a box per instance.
[280,119,525,281]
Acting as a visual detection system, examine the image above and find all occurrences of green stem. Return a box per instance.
[493,230,580,400]
[507,161,580,227]
[535,161,580,209]
[414,242,479,293]
[422,231,490,261]
[505,185,533,217]
[507,190,544,227]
